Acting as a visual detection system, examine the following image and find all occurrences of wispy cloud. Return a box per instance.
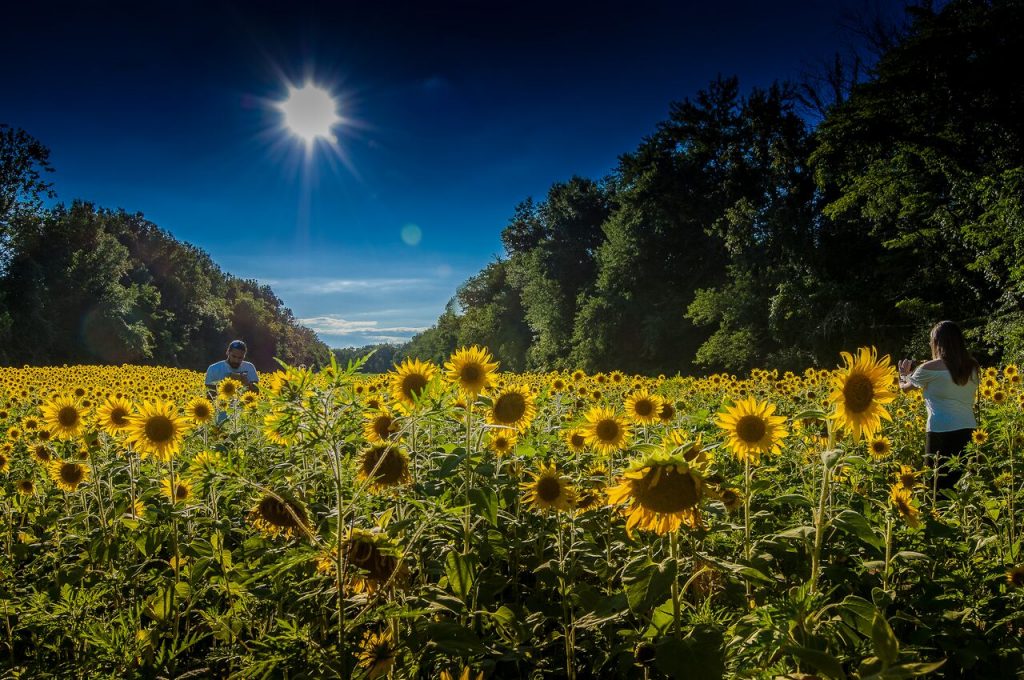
[298,315,428,337]
[265,277,432,295]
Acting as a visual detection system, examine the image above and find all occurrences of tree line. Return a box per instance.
[0,127,330,371]
[390,0,1024,374]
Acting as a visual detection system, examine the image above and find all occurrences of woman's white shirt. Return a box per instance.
[907,367,978,432]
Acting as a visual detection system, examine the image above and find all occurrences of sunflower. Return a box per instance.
[564,427,588,454]
[890,484,921,528]
[357,444,412,492]
[30,443,52,464]
[0,452,8,474]
[263,409,300,446]
[582,406,631,455]
[624,390,663,425]
[662,431,711,469]
[485,431,517,456]
[249,492,309,539]
[363,408,400,444]
[95,396,134,436]
[343,528,410,593]
[486,384,537,432]
[20,415,40,431]
[161,477,193,503]
[895,464,924,491]
[1007,565,1024,589]
[972,429,989,445]
[47,460,91,492]
[520,462,575,512]
[829,347,897,441]
[184,397,215,425]
[992,390,1007,405]
[657,401,677,423]
[440,668,484,680]
[40,397,86,440]
[715,397,788,464]
[443,345,499,396]
[15,479,35,496]
[389,358,437,406]
[868,436,892,460]
[718,487,743,512]
[356,629,398,680]
[217,377,243,401]
[607,453,705,535]
[126,400,189,461]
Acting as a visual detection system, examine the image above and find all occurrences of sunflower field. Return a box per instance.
[0,349,1022,679]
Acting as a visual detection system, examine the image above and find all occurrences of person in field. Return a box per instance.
[898,320,979,490]
[205,339,260,399]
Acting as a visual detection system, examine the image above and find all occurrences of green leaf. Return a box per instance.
[468,488,499,527]
[777,525,816,540]
[622,556,677,613]
[424,622,486,655]
[838,596,877,637]
[772,494,814,508]
[871,611,899,668]
[654,626,725,680]
[444,551,476,599]
[784,645,848,680]
[833,509,884,549]
[821,449,844,469]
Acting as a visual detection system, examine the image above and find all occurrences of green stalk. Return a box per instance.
[670,530,682,639]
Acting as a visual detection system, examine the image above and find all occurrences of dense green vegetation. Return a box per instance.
[0,128,330,371]
[397,0,1024,374]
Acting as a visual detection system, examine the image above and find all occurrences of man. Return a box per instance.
[205,340,260,401]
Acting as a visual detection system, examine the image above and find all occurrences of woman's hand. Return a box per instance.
[898,358,914,377]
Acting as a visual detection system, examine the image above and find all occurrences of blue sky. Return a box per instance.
[1,0,908,348]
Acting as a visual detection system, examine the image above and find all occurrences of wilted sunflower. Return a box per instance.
[564,427,588,454]
[890,484,921,528]
[95,396,134,436]
[356,629,398,680]
[607,454,705,535]
[582,406,631,455]
[829,347,897,441]
[40,397,86,440]
[486,384,537,432]
[389,358,437,406]
[868,436,892,460]
[1007,565,1024,589]
[250,491,309,539]
[358,444,412,491]
[184,397,215,425]
[47,460,91,492]
[126,400,189,461]
[443,345,499,395]
[485,431,517,456]
[624,390,663,425]
[342,528,410,593]
[161,477,193,503]
[520,462,575,512]
[363,408,400,444]
[715,397,788,464]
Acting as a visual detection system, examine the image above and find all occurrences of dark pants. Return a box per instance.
[926,428,974,489]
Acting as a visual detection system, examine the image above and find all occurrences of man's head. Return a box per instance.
[226,340,247,369]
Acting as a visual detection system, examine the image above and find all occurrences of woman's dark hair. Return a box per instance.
[930,320,979,385]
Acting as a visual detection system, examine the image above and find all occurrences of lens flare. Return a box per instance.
[278,83,341,145]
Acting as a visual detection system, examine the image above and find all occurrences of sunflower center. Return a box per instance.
[842,374,875,414]
[60,463,84,485]
[401,374,428,400]
[493,392,527,424]
[57,406,80,427]
[536,475,563,503]
[459,364,483,384]
[192,404,210,419]
[110,408,130,426]
[735,415,767,443]
[363,447,407,485]
[634,467,700,513]
[570,433,586,448]
[373,415,396,439]
[595,419,620,442]
[633,399,655,417]
[872,441,887,454]
[175,484,189,499]
[145,415,174,443]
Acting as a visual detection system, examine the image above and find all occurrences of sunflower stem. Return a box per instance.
[670,529,682,639]
[809,426,835,596]
[556,514,576,679]
[742,456,752,603]
[882,516,893,593]
[463,402,473,553]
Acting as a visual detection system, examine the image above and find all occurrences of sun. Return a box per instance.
[278,83,341,145]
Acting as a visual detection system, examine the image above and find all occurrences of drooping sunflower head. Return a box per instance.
[718,487,743,512]
[184,397,215,425]
[343,527,410,593]
[389,358,438,406]
[486,384,537,432]
[715,396,788,464]
[356,629,398,680]
[890,484,921,528]
[1007,565,1024,589]
[358,444,412,492]
[40,397,86,440]
[564,427,588,454]
[582,406,631,455]
[249,491,309,539]
[443,345,499,396]
[485,431,517,456]
[624,390,663,425]
[126,400,189,461]
[363,408,400,444]
[520,462,575,513]
[607,453,705,536]
[828,347,897,441]
[161,477,193,504]
[95,397,134,435]
[868,436,892,460]
[47,459,91,493]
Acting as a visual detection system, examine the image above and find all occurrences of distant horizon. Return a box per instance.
[3,0,909,347]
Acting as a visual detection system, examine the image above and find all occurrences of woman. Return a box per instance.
[898,320,980,490]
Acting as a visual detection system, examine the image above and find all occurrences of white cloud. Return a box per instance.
[265,277,431,295]
[298,315,428,337]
